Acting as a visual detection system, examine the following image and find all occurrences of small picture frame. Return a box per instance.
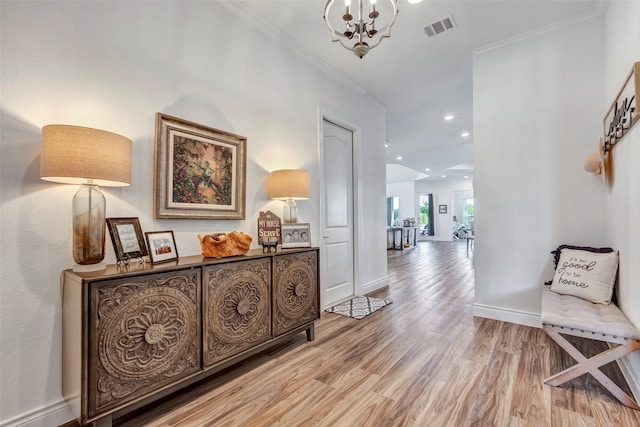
[439,205,447,214]
[281,223,311,248]
[106,217,148,263]
[145,230,179,264]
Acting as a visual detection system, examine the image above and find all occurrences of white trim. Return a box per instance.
[472,303,541,328]
[318,106,361,309]
[473,3,607,55]
[220,1,367,97]
[362,275,390,295]
[615,350,640,405]
[0,399,73,427]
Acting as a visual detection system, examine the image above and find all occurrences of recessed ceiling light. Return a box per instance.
[441,175,446,178]
[385,144,388,148]
[461,132,469,137]
[444,115,454,121]
[425,168,430,171]
[408,0,423,4]
[464,176,469,179]
[396,156,402,160]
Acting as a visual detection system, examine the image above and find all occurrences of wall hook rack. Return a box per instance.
[602,61,639,153]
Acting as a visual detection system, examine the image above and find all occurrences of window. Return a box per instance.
[418,193,434,236]
[464,198,474,230]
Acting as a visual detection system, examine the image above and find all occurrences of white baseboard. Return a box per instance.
[361,276,389,295]
[615,350,640,404]
[472,303,541,328]
[0,399,73,427]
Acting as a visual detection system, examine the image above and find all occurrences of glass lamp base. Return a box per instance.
[72,184,106,265]
[283,199,298,223]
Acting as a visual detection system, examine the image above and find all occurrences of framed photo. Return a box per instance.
[154,113,246,219]
[106,217,148,262]
[281,223,311,248]
[145,231,179,264]
[439,205,447,214]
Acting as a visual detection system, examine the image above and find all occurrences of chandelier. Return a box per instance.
[323,0,399,58]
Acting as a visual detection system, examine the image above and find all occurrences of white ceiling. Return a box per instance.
[232,0,605,182]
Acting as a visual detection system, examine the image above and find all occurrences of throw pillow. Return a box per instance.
[549,248,619,304]
[550,244,614,270]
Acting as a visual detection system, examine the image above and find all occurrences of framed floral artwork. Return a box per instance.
[154,113,246,219]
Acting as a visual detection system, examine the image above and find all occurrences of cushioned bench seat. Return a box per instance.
[541,288,640,409]
[542,289,640,342]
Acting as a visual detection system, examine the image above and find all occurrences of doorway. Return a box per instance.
[319,116,356,308]
[452,190,474,239]
[417,192,434,240]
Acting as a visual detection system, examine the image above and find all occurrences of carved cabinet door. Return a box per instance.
[88,269,201,417]
[203,258,271,367]
[273,250,319,337]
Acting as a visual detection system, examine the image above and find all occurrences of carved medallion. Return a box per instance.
[90,272,200,415]
[203,258,271,366]
[273,251,319,336]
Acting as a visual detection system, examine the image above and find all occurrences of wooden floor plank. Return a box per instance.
[112,241,640,427]
[510,340,552,425]
[468,349,518,426]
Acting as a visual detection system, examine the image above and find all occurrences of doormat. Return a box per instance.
[325,296,392,320]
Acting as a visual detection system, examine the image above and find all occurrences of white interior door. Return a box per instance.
[320,118,355,308]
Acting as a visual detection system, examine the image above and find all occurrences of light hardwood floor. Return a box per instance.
[114,241,640,426]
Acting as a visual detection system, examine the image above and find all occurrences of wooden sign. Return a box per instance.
[257,210,281,252]
[603,61,639,152]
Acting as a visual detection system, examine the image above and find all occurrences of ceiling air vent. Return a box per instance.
[424,14,457,38]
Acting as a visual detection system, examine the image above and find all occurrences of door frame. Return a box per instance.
[318,106,361,309]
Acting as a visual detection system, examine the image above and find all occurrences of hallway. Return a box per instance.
[114,241,639,426]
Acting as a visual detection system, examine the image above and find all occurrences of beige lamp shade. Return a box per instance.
[40,125,132,186]
[268,169,310,200]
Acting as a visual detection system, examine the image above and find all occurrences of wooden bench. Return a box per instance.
[541,288,640,409]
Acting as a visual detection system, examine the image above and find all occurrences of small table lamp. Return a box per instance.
[268,169,310,223]
[40,125,132,271]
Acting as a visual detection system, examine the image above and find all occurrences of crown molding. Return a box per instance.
[473,1,608,56]
[219,1,368,97]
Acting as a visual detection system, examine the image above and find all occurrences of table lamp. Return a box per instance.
[40,125,132,271]
[268,169,310,223]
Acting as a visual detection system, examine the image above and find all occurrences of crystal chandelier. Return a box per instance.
[323,0,399,58]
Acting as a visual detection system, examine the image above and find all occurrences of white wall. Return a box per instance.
[602,0,640,397]
[0,1,387,425]
[386,181,415,224]
[473,17,606,325]
[473,1,640,395]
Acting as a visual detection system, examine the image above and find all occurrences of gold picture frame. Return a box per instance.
[154,113,246,219]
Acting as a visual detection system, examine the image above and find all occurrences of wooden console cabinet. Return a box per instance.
[62,248,319,426]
